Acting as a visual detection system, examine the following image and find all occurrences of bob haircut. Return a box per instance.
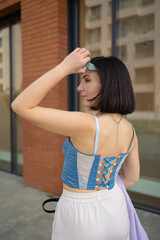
[88,56,135,115]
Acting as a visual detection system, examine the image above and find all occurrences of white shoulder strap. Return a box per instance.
[93,115,100,155]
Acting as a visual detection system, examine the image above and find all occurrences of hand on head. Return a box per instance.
[60,48,91,75]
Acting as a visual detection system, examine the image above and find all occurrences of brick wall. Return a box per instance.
[0,0,68,196]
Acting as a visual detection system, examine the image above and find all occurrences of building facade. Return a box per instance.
[0,0,160,211]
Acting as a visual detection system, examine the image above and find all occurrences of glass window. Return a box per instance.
[135,93,154,111]
[0,22,22,174]
[119,0,137,9]
[141,0,155,6]
[135,14,154,34]
[80,0,160,210]
[135,41,154,59]
[0,26,11,171]
[135,67,154,84]
[0,38,2,47]
[117,0,160,209]
[119,19,128,37]
[90,50,101,58]
[108,1,112,15]
[12,22,23,173]
[88,28,101,44]
[88,5,101,21]
[0,53,2,63]
[0,69,3,78]
[117,45,127,61]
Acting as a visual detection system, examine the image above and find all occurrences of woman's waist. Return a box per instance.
[63,183,107,193]
[62,183,121,203]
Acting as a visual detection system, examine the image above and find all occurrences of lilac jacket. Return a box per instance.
[116,175,149,240]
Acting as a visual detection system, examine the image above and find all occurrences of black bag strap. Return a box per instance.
[42,198,59,213]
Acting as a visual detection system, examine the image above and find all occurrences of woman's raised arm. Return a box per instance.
[11,48,94,137]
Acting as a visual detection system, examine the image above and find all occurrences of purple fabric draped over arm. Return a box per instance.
[116,175,149,240]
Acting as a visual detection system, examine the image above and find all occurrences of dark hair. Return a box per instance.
[88,56,135,115]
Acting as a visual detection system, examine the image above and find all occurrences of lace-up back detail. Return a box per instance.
[93,115,135,190]
[62,115,135,190]
[96,155,127,190]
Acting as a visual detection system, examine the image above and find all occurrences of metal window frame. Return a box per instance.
[112,0,119,57]
[67,0,80,111]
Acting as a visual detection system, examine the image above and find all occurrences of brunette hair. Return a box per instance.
[88,56,135,115]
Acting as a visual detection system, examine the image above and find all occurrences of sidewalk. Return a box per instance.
[0,171,160,240]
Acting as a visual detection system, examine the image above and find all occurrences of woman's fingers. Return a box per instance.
[82,50,91,59]
[76,47,91,58]
[61,48,91,74]
[74,48,91,70]
[78,56,91,74]
[75,47,81,52]
[84,56,91,64]
[78,47,86,53]
[79,48,91,57]
[78,66,87,74]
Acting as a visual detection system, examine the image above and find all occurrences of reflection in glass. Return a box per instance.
[108,1,112,15]
[0,38,2,47]
[117,45,127,61]
[135,41,154,59]
[0,22,22,174]
[0,69,3,78]
[88,5,101,21]
[119,0,155,8]
[135,14,154,34]
[0,26,11,171]
[0,53,2,63]
[117,0,160,209]
[135,93,154,111]
[90,50,101,58]
[135,67,153,84]
[88,28,101,44]
[119,0,136,9]
[119,19,128,37]
[80,0,160,209]
[12,22,23,174]
[141,0,155,7]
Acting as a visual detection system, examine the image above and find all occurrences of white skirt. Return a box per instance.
[51,183,130,240]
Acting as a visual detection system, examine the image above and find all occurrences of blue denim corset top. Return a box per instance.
[61,115,135,190]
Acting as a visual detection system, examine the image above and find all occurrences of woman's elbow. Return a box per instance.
[129,179,139,187]
[128,175,140,188]
[11,101,22,115]
[11,102,16,111]
[11,101,18,113]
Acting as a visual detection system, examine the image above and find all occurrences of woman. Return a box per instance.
[11,48,148,240]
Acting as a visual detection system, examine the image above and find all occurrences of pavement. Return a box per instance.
[0,171,160,240]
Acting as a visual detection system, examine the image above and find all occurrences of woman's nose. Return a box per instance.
[77,82,83,92]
